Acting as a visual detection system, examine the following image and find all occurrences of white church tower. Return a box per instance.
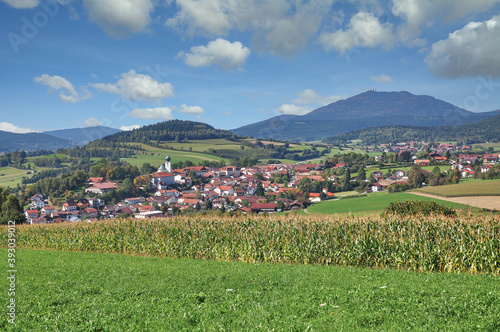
[157,155,172,173]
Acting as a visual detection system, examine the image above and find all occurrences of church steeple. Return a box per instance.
[164,155,172,173]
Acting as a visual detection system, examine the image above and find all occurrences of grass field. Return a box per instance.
[163,139,242,152]
[307,192,474,215]
[413,179,500,197]
[122,146,227,168]
[0,167,32,188]
[1,249,498,330]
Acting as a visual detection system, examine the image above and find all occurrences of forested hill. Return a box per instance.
[324,114,500,145]
[94,120,242,144]
[0,130,75,153]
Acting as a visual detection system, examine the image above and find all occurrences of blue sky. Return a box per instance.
[1,0,500,133]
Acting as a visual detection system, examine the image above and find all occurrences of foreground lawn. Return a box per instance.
[308,192,474,214]
[1,249,499,331]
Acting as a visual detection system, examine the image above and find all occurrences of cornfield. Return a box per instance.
[2,214,499,275]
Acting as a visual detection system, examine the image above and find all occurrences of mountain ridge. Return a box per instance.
[0,130,76,153]
[44,126,121,145]
[231,90,499,141]
[324,113,500,145]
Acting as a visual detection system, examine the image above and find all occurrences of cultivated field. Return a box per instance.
[4,214,499,275]
[411,192,500,210]
[1,249,498,330]
[413,179,500,197]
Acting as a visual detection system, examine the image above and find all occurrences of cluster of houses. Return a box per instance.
[24,151,499,224]
[25,193,104,224]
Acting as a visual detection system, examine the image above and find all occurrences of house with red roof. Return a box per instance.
[481,164,495,173]
[250,202,277,213]
[85,182,118,195]
[151,171,175,186]
[214,185,234,196]
[25,209,39,222]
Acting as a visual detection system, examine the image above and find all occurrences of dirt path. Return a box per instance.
[409,192,500,210]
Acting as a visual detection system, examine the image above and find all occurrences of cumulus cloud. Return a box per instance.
[425,15,500,78]
[0,122,37,133]
[166,0,233,36]
[370,74,394,83]
[177,104,204,115]
[84,117,102,127]
[83,0,154,38]
[34,74,92,103]
[128,107,174,120]
[392,0,500,43]
[180,38,250,70]
[91,70,174,102]
[277,104,313,116]
[292,89,345,106]
[167,0,334,56]
[1,0,39,8]
[319,12,394,54]
[120,125,141,131]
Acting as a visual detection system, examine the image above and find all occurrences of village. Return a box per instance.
[24,141,500,224]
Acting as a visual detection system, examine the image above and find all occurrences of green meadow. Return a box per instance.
[0,167,32,188]
[307,192,474,215]
[1,249,499,331]
[413,179,500,197]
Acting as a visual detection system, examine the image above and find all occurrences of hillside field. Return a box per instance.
[1,249,498,330]
[124,149,226,168]
[306,192,474,215]
[413,179,500,197]
[0,167,32,188]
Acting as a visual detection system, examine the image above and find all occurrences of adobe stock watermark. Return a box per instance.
[459,75,500,112]
[7,220,16,325]
[7,1,68,54]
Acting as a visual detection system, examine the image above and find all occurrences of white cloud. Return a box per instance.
[128,107,174,120]
[166,0,233,36]
[83,0,154,38]
[292,89,345,106]
[181,38,250,70]
[0,122,37,133]
[425,15,500,78]
[34,74,92,103]
[167,0,334,56]
[1,0,39,9]
[277,104,313,116]
[84,117,102,127]
[370,74,394,83]
[177,104,204,115]
[120,125,141,131]
[392,0,429,42]
[319,12,394,54]
[392,0,500,43]
[91,70,174,102]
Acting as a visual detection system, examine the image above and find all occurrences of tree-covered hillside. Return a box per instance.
[97,120,241,144]
[324,114,500,145]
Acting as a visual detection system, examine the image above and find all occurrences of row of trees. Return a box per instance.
[0,187,26,224]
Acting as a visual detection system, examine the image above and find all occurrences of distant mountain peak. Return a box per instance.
[231,90,498,142]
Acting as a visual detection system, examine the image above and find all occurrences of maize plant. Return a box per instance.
[1,213,499,275]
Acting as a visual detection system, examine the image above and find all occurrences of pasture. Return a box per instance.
[307,192,473,215]
[1,248,498,330]
[413,179,500,197]
[0,167,32,188]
